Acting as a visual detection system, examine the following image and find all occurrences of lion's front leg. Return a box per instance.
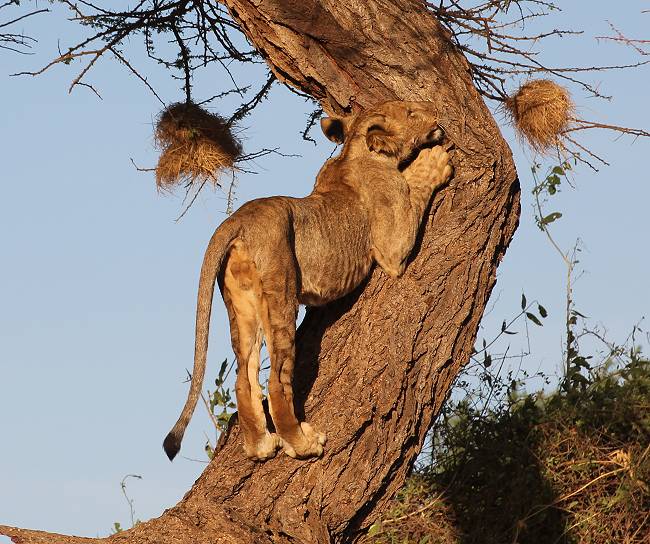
[373,146,453,277]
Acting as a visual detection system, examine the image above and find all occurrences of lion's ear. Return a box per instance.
[365,121,399,156]
[321,117,348,144]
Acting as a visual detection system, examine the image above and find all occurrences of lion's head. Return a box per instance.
[321,101,444,166]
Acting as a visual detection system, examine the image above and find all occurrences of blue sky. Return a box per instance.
[1,2,648,537]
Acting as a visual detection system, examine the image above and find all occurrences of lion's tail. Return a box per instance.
[163,219,240,461]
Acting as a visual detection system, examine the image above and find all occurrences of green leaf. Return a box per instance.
[218,358,229,380]
[538,304,548,318]
[483,352,492,368]
[521,293,527,310]
[552,166,565,175]
[501,319,516,335]
[526,312,543,326]
[572,356,591,370]
[571,373,590,386]
[540,212,563,226]
[367,523,382,537]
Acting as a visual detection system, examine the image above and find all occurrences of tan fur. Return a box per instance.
[163,101,453,461]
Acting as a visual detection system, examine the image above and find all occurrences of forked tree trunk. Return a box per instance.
[0,1,519,543]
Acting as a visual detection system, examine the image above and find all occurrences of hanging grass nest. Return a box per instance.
[504,79,574,153]
[154,101,242,190]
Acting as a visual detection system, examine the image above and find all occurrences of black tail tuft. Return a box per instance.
[163,432,181,461]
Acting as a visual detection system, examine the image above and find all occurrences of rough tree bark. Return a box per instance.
[1,0,519,543]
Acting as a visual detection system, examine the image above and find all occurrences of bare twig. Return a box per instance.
[120,474,142,529]
[0,4,48,54]
[597,22,649,56]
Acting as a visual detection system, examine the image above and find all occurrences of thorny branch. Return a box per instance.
[11,1,649,110]
[6,0,650,202]
[12,0,265,105]
[0,1,48,54]
[597,21,649,57]
[7,0,283,210]
[426,1,649,102]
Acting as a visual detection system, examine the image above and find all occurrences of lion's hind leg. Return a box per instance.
[223,242,282,460]
[259,271,326,459]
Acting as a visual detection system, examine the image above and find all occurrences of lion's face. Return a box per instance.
[321,101,443,164]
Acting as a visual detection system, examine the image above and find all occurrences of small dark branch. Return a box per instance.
[596,22,649,56]
[76,81,103,99]
[236,147,300,164]
[130,158,156,173]
[426,1,649,102]
[171,20,192,103]
[202,1,254,62]
[563,135,610,169]
[175,178,210,222]
[565,119,650,141]
[110,47,166,106]
[302,106,324,144]
[224,170,237,215]
[11,0,277,122]
[67,48,112,94]
[0,4,48,54]
[11,48,121,78]
[0,7,49,30]
[196,86,252,106]
[228,73,276,126]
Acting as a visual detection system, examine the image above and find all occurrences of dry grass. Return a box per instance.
[505,79,574,153]
[534,426,650,544]
[362,478,459,544]
[154,101,242,190]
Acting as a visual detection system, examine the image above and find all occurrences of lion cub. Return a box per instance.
[164,101,453,461]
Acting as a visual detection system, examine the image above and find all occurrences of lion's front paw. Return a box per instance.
[282,422,327,459]
[406,146,453,189]
[244,431,283,461]
[429,146,453,188]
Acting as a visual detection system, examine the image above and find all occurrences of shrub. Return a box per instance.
[368,351,649,543]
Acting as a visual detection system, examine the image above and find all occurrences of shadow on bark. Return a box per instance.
[293,278,370,416]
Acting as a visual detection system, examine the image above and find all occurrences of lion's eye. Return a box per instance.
[367,124,385,134]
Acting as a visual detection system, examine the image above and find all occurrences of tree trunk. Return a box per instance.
[0,0,519,542]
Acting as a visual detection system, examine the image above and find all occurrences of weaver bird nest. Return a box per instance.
[505,79,574,153]
[154,102,242,190]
